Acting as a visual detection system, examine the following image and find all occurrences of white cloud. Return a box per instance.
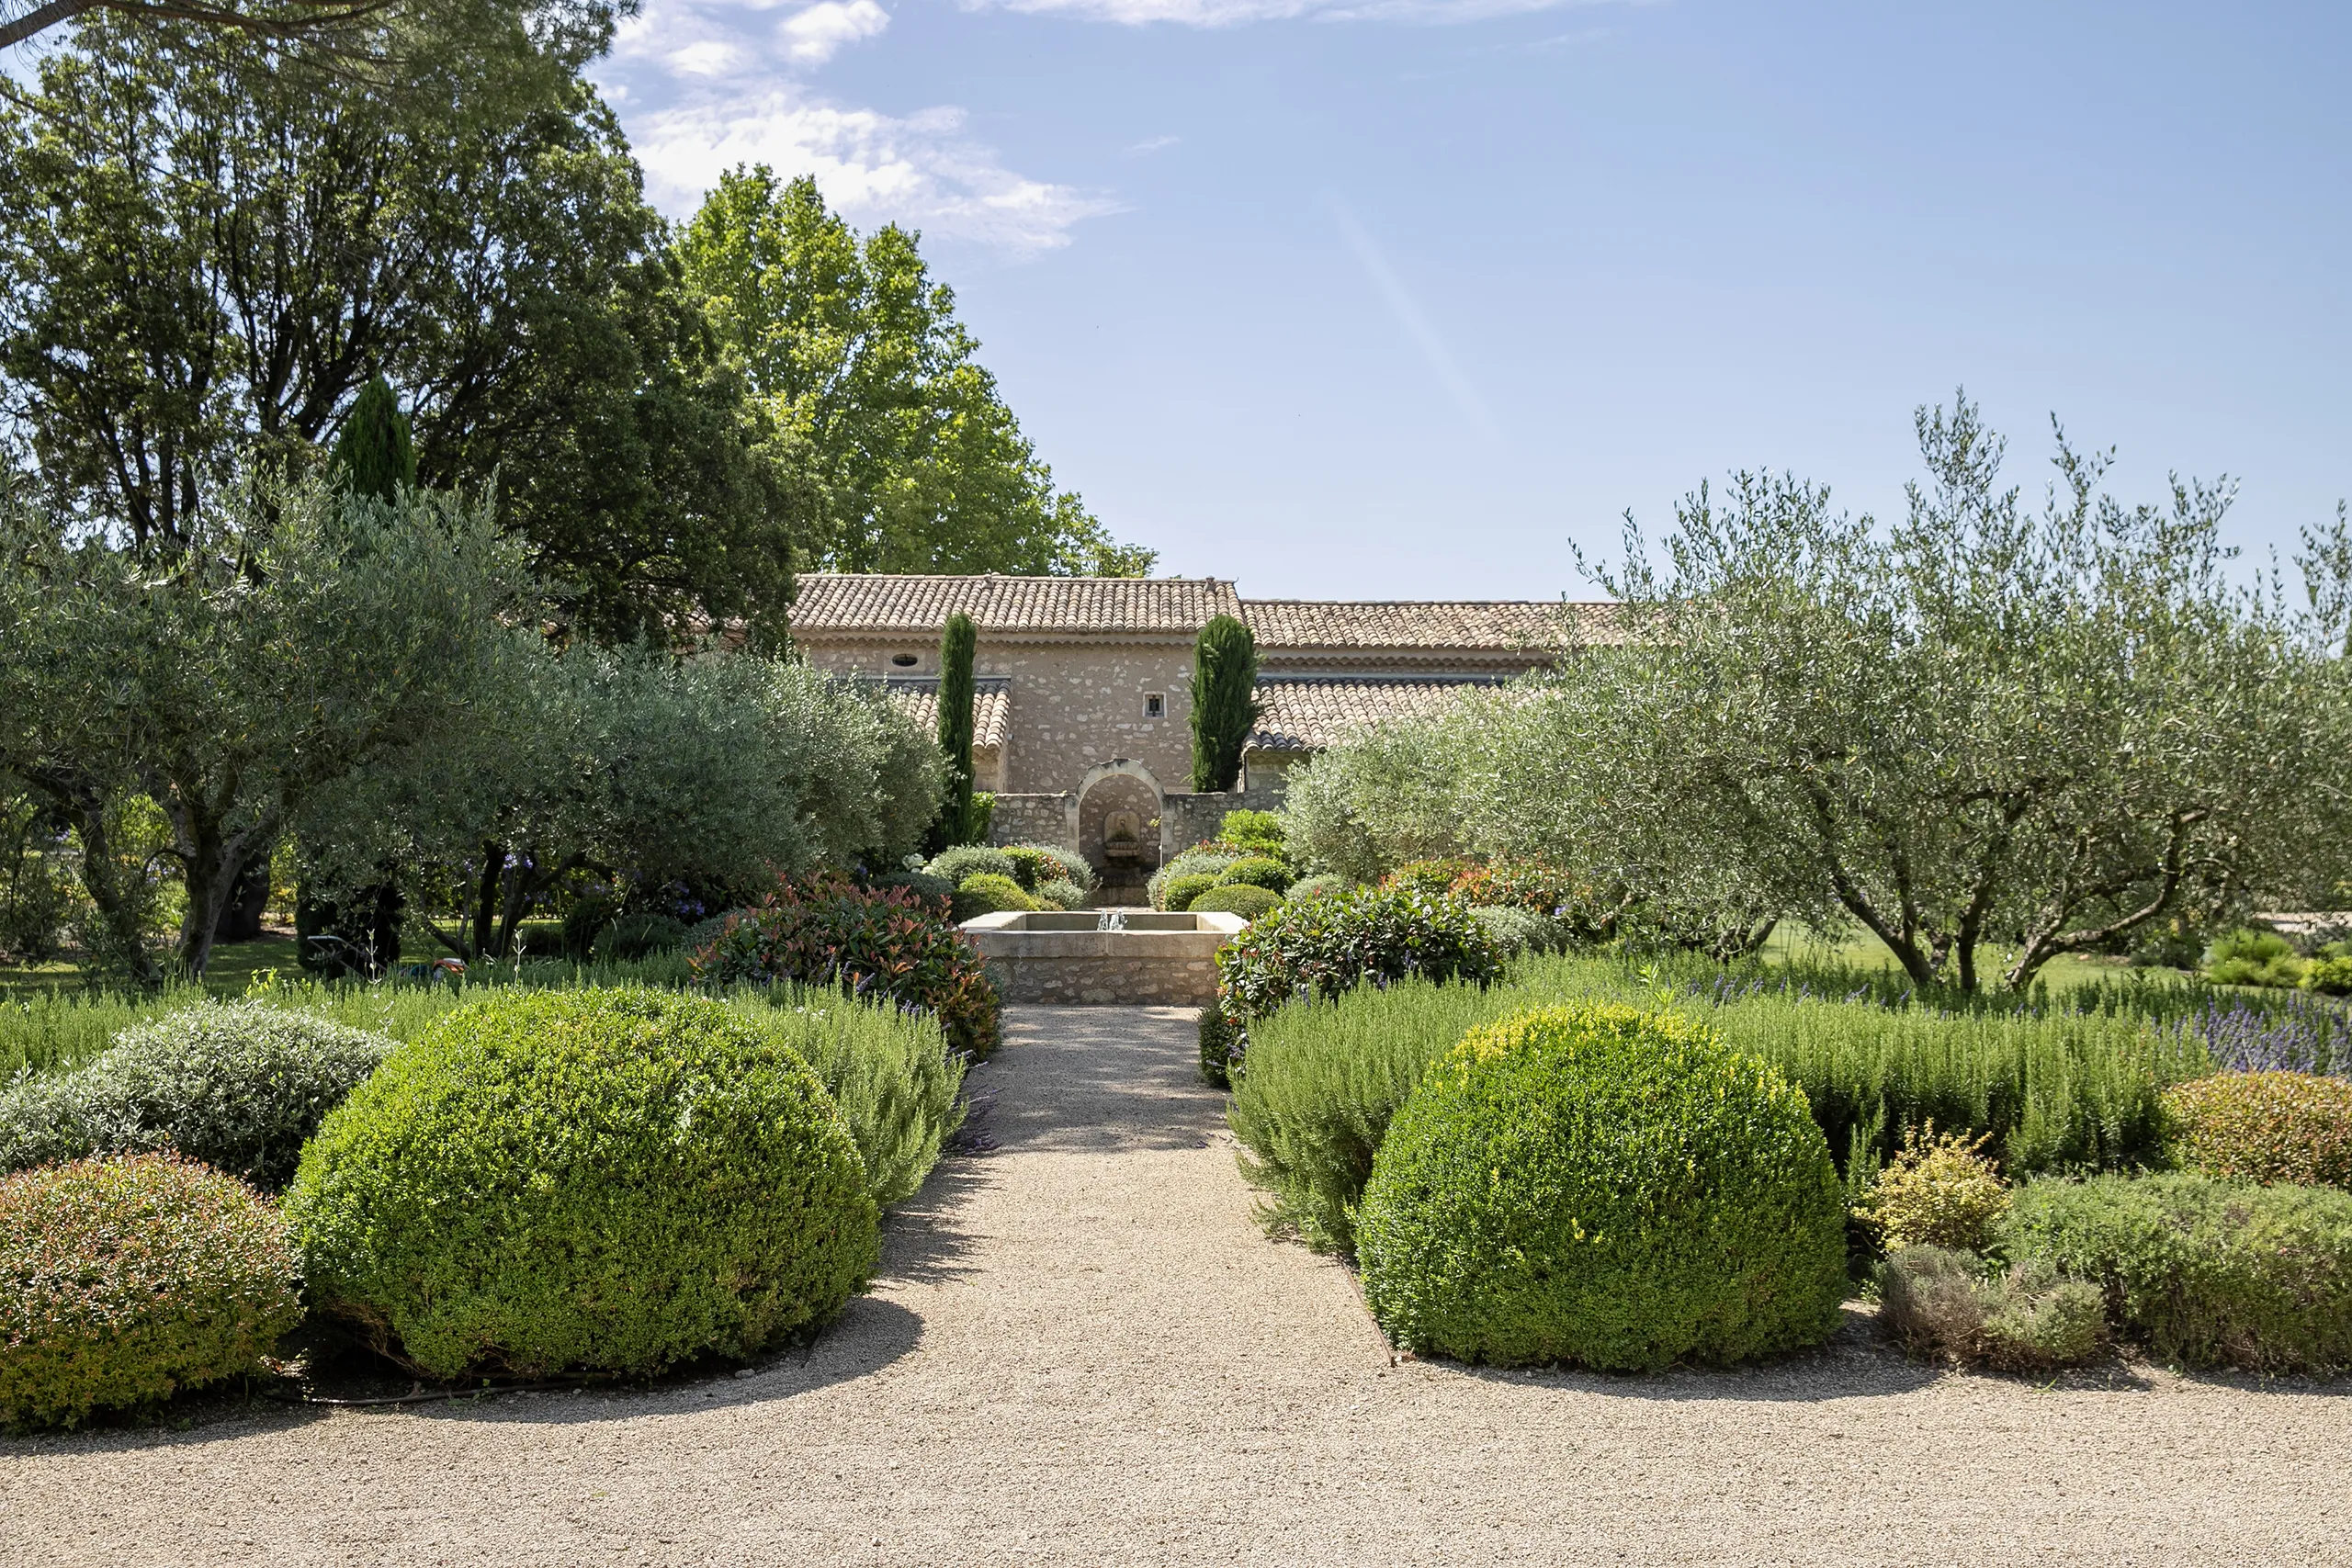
[779,0,891,64]
[665,39,746,75]
[1125,133,1182,154]
[633,90,1121,254]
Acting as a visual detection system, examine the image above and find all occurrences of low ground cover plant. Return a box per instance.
[695,873,1001,1059]
[288,987,879,1380]
[2003,1171,2352,1375]
[0,1002,392,1190]
[2162,1071,2352,1189]
[1879,1246,2106,1372]
[1356,1004,1848,1369]
[2,1154,303,1427]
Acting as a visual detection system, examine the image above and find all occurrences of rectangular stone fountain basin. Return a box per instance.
[957,909,1248,1006]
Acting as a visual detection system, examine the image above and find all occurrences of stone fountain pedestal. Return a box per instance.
[957,910,1248,1006]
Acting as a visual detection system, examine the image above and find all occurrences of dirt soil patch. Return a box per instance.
[5,1005,2348,1565]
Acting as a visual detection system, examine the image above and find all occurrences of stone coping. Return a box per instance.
[959,908,1245,959]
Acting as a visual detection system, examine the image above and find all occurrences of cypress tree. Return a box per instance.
[334,375,416,502]
[936,612,978,844]
[1189,614,1262,793]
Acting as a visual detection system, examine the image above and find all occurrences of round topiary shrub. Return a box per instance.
[926,845,1014,888]
[1189,884,1283,921]
[952,872,1036,921]
[285,987,879,1380]
[1033,877,1089,911]
[2163,1071,2352,1190]
[0,1001,392,1191]
[1356,1003,1848,1370]
[1282,873,1352,904]
[2,1154,303,1427]
[1215,885,1498,1023]
[1159,873,1221,915]
[1218,857,1293,894]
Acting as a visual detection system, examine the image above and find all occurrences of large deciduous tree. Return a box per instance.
[677,167,1155,581]
[0,6,789,645]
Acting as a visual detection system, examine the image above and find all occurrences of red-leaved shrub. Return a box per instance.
[695,873,1001,1060]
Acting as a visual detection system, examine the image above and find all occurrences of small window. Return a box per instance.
[889,653,919,668]
[1143,692,1166,719]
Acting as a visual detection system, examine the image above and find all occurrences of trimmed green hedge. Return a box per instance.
[2,1154,302,1427]
[2004,1172,2352,1375]
[1357,1004,1847,1369]
[2163,1071,2352,1190]
[1218,857,1292,893]
[287,987,879,1380]
[1189,884,1282,920]
[951,873,1035,921]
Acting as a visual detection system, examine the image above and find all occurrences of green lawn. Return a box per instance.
[0,919,573,998]
[1758,924,2173,994]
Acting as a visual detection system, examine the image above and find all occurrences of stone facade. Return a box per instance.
[787,573,1604,876]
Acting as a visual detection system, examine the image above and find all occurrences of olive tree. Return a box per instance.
[0,470,526,976]
[1565,396,2352,990]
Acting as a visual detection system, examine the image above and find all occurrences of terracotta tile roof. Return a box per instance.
[1243,598,1610,652]
[875,677,1011,750]
[1248,677,1505,753]
[792,574,1241,636]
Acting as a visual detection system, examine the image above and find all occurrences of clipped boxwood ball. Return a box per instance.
[2,1154,303,1427]
[286,987,878,1380]
[1188,884,1283,921]
[1357,1003,1847,1370]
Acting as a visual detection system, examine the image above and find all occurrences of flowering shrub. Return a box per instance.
[695,874,1001,1060]
[1216,886,1498,1032]
[2,1154,302,1427]
[2163,1071,2352,1189]
[1853,1124,2011,1253]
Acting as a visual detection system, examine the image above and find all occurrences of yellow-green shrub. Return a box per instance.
[2,1155,301,1427]
[2163,1071,2352,1189]
[1853,1125,2011,1252]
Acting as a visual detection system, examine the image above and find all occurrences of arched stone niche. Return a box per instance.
[1070,759,1165,874]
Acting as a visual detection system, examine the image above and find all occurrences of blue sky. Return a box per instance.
[595,1,2352,599]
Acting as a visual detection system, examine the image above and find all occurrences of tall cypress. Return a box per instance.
[936,612,978,844]
[334,375,416,502]
[1189,614,1262,793]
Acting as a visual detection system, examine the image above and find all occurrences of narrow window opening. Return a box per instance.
[1143,692,1166,719]
[890,653,919,668]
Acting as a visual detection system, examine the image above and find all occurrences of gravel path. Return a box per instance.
[6,1005,2349,1566]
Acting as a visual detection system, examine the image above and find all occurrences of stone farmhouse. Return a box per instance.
[788,573,1606,882]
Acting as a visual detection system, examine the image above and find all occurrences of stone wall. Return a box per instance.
[1159,777,1292,857]
[799,634,1195,795]
[988,792,1075,851]
[980,953,1222,1007]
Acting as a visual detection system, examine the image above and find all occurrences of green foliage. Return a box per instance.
[563,894,622,960]
[1005,842,1094,893]
[1227,952,2210,1258]
[1217,857,1292,893]
[1879,1246,2106,1372]
[0,1001,391,1190]
[1851,1126,2011,1253]
[1188,615,1261,793]
[0,790,74,963]
[927,846,1014,888]
[1160,874,1221,915]
[1033,877,1088,912]
[952,873,1036,920]
[2163,1072,2352,1189]
[2202,929,2304,988]
[286,987,878,1379]
[2302,954,2352,996]
[1,1154,302,1427]
[1214,886,1499,1025]
[1357,1004,1848,1369]
[334,376,417,504]
[1466,905,1564,959]
[695,874,1001,1060]
[1283,874,1352,904]
[1148,846,1237,909]
[593,912,688,963]
[968,793,996,845]
[728,990,963,1208]
[1190,885,1282,920]
[1,474,527,978]
[935,613,978,847]
[677,168,1152,577]
[1383,859,1478,899]
[1213,809,1288,863]
[0,12,789,646]
[1199,1008,1242,1090]
[2004,1172,2352,1374]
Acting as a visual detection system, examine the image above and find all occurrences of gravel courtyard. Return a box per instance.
[5,1005,2348,1566]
